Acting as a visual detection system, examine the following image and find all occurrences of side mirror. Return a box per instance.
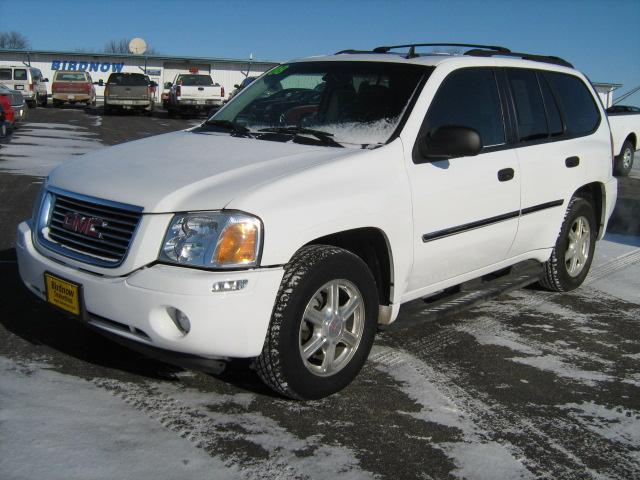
[417,126,482,160]
[42,78,49,82]
[164,82,172,88]
[94,79,104,86]
[150,81,158,87]
[234,84,240,89]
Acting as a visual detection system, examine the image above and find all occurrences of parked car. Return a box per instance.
[0,83,27,125]
[0,65,48,107]
[102,72,156,115]
[226,76,257,102]
[0,103,7,138]
[606,105,640,176]
[17,43,617,400]
[51,71,96,107]
[166,73,224,116]
[0,94,15,134]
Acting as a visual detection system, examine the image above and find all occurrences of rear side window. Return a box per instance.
[14,69,27,80]
[425,68,505,148]
[538,74,564,137]
[545,72,600,136]
[0,69,11,80]
[507,69,548,141]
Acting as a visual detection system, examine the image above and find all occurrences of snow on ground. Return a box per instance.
[0,357,241,480]
[0,122,102,176]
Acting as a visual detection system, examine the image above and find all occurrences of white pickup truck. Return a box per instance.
[17,43,617,399]
[166,73,224,116]
[607,105,640,176]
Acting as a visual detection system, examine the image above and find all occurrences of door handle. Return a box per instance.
[565,156,580,168]
[497,168,515,182]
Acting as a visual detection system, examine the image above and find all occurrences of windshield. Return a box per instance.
[177,74,214,86]
[207,61,430,148]
[108,73,149,86]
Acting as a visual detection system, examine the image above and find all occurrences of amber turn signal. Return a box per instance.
[214,222,259,265]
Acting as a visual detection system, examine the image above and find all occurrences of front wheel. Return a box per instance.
[538,197,597,292]
[255,245,379,399]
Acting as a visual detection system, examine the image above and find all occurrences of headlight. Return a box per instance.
[159,211,262,269]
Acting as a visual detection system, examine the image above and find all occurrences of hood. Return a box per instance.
[47,130,355,213]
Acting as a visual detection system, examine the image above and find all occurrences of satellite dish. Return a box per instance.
[128,38,147,55]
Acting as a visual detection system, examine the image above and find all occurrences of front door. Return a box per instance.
[405,67,521,295]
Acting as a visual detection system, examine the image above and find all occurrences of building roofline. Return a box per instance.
[0,48,280,66]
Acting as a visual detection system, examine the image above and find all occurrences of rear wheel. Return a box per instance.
[539,197,597,292]
[52,99,63,108]
[40,94,47,107]
[614,140,635,177]
[255,245,378,399]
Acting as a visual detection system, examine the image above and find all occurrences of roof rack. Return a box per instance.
[334,43,573,68]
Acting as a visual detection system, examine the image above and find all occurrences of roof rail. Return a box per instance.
[372,43,510,58]
[464,49,574,68]
[334,43,574,68]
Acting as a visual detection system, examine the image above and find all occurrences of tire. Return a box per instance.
[1,122,6,138]
[103,105,112,115]
[255,245,379,400]
[614,140,634,177]
[538,197,597,292]
[40,94,47,107]
[52,99,63,108]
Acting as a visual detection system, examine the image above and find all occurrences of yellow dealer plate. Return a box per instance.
[44,273,81,316]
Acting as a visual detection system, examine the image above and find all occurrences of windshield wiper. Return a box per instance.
[258,127,344,147]
[200,119,253,136]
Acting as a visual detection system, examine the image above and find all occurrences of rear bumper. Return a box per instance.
[52,93,91,102]
[175,98,223,107]
[106,99,152,107]
[16,220,284,358]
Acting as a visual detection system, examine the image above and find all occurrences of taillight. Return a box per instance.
[85,83,91,93]
[176,85,181,98]
[104,87,109,97]
[221,86,225,97]
[29,84,34,91]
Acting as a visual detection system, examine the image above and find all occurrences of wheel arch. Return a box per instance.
[624,133,637,151]
[573,182,607,239]
[303,227,394,308]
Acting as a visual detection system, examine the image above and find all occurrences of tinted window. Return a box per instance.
[538,74,563,136]
[507,69,548,141]
[108,73,149,86]
[0,69,11,80]
[13,69,27,80]
[54,72,87,82]
[177,75,214,86]
[545,72,600,136]
[425,68,505,147]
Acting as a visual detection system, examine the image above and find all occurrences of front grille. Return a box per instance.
[45,192,142,266]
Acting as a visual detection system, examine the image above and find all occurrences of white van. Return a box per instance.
[0,65,48,107]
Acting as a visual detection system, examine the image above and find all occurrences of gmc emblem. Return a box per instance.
[61,212,107,239]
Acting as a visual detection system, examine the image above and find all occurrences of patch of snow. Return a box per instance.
[509,355,614,385]
[558,401,640,448]
[440,441,533,480]
[0,356,240,480]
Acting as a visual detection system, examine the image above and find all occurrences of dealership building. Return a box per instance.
[0,48,280,101]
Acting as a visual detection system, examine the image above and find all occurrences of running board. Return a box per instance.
[384,260,544,331]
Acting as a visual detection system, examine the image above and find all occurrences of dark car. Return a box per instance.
[102,73,156,115]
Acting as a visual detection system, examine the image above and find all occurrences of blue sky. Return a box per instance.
[3,0,640,104]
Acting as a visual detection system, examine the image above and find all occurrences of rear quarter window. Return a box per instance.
[55,72,88,82]
[545,72,600,136]
[13,69,27,80]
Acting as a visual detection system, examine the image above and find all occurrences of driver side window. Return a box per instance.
[425,68,505,148]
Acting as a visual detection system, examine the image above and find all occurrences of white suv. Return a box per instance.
[17,44,617,399]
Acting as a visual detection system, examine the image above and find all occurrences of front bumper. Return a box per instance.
[16,221,284,358]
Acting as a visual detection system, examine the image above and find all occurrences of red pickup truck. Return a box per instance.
[52,71,96,107]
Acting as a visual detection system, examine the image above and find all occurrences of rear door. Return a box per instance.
[107,73,150,101]
[506,69,597,255]
[176,74,219,101]
[11,68,29,93]
[405,67,521,293]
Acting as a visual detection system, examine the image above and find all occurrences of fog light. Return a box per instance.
[168,307,191,334]
[212,279,248,292]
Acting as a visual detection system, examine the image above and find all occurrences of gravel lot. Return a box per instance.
[1,105,639,480]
